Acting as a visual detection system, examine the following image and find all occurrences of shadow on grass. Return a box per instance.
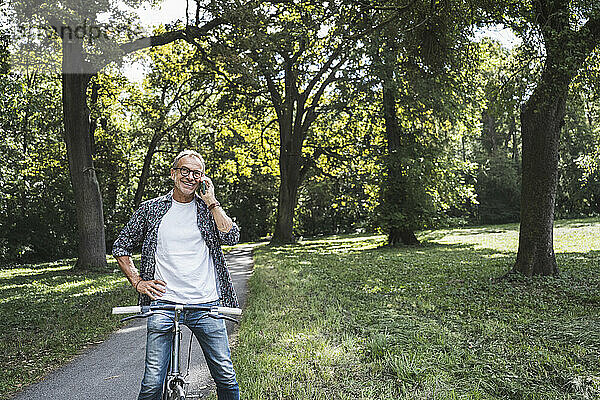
[554,217,600,228]
[0,267,135,400]
[0,265,129,347]
[245,233,600,399]
[0,266,95,283]
[425,226,517,238]
[264,234,600,312]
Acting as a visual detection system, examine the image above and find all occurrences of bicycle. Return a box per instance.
[112,303,242,400]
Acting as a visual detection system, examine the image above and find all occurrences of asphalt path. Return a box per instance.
[12,245,255,400]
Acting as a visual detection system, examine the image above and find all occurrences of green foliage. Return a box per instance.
[469,39,539,224]
[8,0,150,74]
[374,104,479,233]
[356,0,480,240]
[293,86,382,237]
[475,154,521,224]
[234,220,600,399]
[88,72,140,248]
[0,71,77,263]
[105,38,281,242]
[0,36,8,74]
[296,174,372,237]
[378,150,439,232]
[227,170,277,241]
[556,64,600,218]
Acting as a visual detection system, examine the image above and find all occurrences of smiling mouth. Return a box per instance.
[182,181,196,189]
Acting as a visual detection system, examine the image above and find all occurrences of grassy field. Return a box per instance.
[0,258,137,399]
[1,222,599,400]
[232,219,600,399]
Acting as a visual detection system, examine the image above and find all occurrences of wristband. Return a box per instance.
[135,279,144,291]
[208,201,221,211]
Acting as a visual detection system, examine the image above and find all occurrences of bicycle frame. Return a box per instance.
[165,306,186,400]
[113,304,241,400]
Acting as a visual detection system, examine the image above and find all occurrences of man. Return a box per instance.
[112,149,240,400]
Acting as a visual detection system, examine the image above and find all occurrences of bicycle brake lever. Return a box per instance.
[120,311,154,323]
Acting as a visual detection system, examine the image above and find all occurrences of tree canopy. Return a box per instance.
[1,0,600,278]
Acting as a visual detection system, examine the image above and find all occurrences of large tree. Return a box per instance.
[364,0,474,245]
[8,0,222,268]
[189,0,361,243]
[507,0,600,276]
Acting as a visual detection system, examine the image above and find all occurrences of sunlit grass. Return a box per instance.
[2,222,600,400]
[233,219,600,399]
[0,258,137,399]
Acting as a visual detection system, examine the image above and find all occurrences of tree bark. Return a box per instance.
[388,228,419,246]
[514,56,568,276]
[62,39,107,270]
[512,1,600,276]
[381,62,419,246]
[270,84,307,244]
[271,149,302,244]
[482,109,497,153]
[510,116,518,161]
[133,132,162,208]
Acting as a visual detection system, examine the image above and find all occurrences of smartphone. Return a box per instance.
[201,181,207,195]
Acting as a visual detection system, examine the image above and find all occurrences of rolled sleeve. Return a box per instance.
[218,222,240,246]
[112,204,147,257]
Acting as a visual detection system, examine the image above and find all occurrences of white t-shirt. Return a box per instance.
[154,198,218,304]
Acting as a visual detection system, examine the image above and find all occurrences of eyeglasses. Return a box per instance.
[173,166,204,179]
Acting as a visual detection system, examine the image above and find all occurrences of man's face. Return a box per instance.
[171,155,204,199]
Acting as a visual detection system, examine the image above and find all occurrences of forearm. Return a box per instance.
[116,255,166,299]
[115,256,142,288]
[210,205,233,232]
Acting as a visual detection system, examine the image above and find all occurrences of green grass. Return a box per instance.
[233,219,600,399]
[2,226,599,400]
[0,257,137,399]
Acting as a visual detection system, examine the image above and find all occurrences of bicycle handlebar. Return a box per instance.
[112,306,142,314]
[112,305,243,316]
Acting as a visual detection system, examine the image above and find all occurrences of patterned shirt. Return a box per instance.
[112,191,240,307]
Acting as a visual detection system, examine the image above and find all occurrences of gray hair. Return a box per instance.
[172,149,205,169]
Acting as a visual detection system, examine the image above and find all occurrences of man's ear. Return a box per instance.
[170,169,176,181]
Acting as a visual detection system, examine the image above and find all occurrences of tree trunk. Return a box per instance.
[510,116,518,161]
[482,109,497,153]
[262,49,338,244]
[271,147,302,244]
[511,0,600,276]
[382,72,419,246]
[268,65,308,245]
[62,39,107,270]
[134,132,163,208]
[388,228,419,246]
[513,66,567,276]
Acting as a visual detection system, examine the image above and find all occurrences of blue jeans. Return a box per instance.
[138,301,240,400]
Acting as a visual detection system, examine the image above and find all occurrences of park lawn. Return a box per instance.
[0,257,137,399]
[233,219,600,399]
